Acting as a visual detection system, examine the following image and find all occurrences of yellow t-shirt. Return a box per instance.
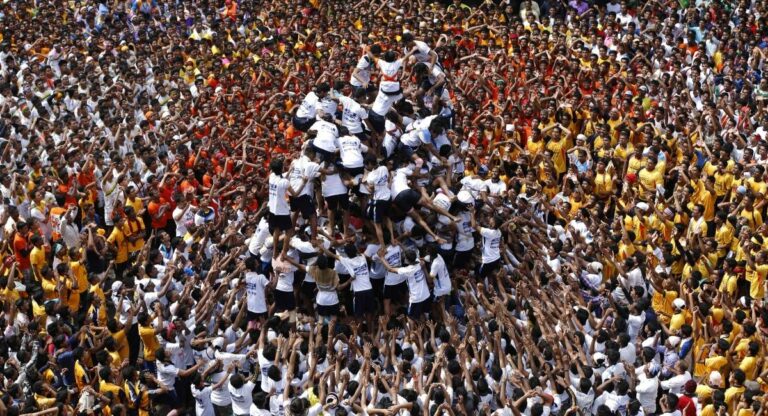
[100,380,123,404]
[725,385,745,414]
[111,329,130,362]
[704,355,728,375]
[627,156,645,175]
[42,276,58,301]
[669,311,690,332]
[139,325,160,362]
[715,224,734,257]
[719,273,739,297]
[71,261,88,294]
[714,172,733,197]
[30,246,47,277]
[697,188,716,222]
[526,138,544,157]
[108,227,129,264]
[546,137,567,174]
[123,217,146,253]
[75,360,89,390]
[695,384,714,403]
[594,172,614,197]
[745,264,768,299]
[638,168,663,199]
[740,356,759,380]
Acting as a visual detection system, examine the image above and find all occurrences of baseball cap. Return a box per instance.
[709,371,723,387]
[672,298,686,309]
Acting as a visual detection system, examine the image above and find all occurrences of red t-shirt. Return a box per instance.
[677,395,696,416]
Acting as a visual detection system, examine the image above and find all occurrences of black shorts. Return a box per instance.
[300,281,317,299]
[367,199,391,224]
[368,110,386,133]
[273,290,296,312]
[312,143,335,162]
[289,195,315,218]
[383,280,408,300]
[453,250,472,268]
[293,115,314,132]
[478,258,501,279]
[246,310,267,322]
[343,165,365,177]
[394,189,421,213]
[326,194,349,211]
[268,213,292,232]
[408,297,432,319]
[316,303,340,316]
[371,278,385,298]
[294,270,306,289]
[353,289,376,317]
[438,248,455,265]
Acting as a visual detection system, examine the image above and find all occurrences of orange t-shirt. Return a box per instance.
[13,233,31,270]
[147,199,170,229]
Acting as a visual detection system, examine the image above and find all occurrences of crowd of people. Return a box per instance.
[2,0,768,415]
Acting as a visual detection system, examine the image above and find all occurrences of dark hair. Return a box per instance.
[269,158,284,175]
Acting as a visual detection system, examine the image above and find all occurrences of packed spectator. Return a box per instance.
[2,0,768,415]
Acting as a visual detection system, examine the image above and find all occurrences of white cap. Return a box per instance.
[137,278,151,290]
[592,352,606,364]
[212,337,225,350]
[668,336,681,347]
[709,371,723,387]
[636,202,649,212]
[576,134,587,141]
[111,281,123,293]
[589,262,603,274]
[672,298,686,309]
[457,190,474,204]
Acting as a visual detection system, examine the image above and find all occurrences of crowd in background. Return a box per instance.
[2,0,768,415]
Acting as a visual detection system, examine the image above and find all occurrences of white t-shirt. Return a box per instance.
[382,245,404,285]
[366,166,391,201]
[430,254,451,297]
[407,40,433,63]
[275,267,296,293]
[268,173,291,216]
[397,264,430,304]
[461,176,489,199]
[338,135,368,168]
[173,205,195,237]
[296,91,320,119]
[227,379,255,415]
[309,120,339,152]
[480,227,502,264]
[634,373,659,414]
[321,168,347,198]
[289,156,321,197]
[157,361,180,388]
[245,272,269,314]
[338,95,368,134]
[391,166,414,198]
[377,59,403,86]
[371,87,401,115]
[338,255,372,292]
[455,211,475,252]
[191,385,214,416]
[350,54,374,87]
[486,179,507,196]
